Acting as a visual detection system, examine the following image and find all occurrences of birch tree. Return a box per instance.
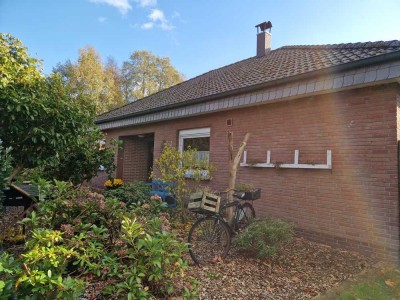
[122,50,184,101]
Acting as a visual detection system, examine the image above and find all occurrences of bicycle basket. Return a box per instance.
[188,192,221,214]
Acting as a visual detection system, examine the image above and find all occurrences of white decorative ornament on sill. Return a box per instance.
[240,150,332,170]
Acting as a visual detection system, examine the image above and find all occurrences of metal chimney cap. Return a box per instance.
[255,21,272,33]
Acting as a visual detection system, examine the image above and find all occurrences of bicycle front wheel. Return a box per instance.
[235,202,256,232]
[188,216,231,264]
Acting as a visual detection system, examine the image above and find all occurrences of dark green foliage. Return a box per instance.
[234,218,294,258]
[104,181,151,207]
[0,180,198,299]
[0,141,12,218]
[0,140,12,197]
[41,130,117,185]
[0,34,116,184]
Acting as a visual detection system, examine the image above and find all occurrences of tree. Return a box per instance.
[122,50,184,101]
[227,131,250,224]
[0,34,43,87]
[52,59,74,83]
[0,34,116,183]
[104,57,124,109]
[54,47,126,115]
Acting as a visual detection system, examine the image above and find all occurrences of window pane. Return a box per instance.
[183,137,210,151]
[183,137,210,164]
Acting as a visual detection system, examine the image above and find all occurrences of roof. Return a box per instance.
[97,40,400,124]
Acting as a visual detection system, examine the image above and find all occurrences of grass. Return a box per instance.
[317,265,400,300]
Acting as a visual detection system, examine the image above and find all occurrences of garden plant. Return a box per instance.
[234,218,294,258]
[0,180,198,299]
[152,142,216,221]
[0,33,116,184]
[104,181,152,207]
[0,140,12,198]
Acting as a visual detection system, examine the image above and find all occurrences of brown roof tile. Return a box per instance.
[97,40,400,123]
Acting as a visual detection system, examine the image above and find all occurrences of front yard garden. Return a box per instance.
[1,179,376,299]
[0,33,390,300]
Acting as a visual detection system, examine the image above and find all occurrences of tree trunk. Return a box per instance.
[226,131,250,225]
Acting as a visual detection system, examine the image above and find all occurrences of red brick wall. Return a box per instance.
[103,84,400,261]
[118,136,150,182]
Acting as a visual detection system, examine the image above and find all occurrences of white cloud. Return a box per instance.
[141,22,154,29]
[135,0,157,7]
[160,21,174,31]
[145,9,174,31]
[148,9,164,22]
[89,0,132,14]
[98,16,107,23]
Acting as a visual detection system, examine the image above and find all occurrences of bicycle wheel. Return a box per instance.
[188,215,231,264]
[235,202,256,232]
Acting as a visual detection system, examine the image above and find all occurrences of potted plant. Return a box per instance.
[235,183,261,200]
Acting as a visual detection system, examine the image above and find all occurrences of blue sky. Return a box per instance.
[1,0,400,79]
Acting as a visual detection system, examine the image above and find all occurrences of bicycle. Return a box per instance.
[187,190,256,264]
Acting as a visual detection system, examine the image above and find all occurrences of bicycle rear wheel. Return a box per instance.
[235,202,256,232]
[188,215,231,264]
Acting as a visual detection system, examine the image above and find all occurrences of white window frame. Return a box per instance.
[178,128,211,179]
[178,128,210,153]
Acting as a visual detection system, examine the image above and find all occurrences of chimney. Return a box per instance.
[255,21,272,57]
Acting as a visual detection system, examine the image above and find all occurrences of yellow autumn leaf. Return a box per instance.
[385,279,396,288]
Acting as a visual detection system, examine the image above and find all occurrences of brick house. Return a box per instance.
[96,23,400,261]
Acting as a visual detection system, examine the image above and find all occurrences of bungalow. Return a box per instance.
[96,22,400,261]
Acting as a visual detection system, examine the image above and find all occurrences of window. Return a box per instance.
[179,128,210,178]
[178,128,210,163]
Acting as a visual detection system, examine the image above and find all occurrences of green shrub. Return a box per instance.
[104,181,151,207]
[0,179,197,299]
[0,232,86,299]
[0,140,12,195]
[152,142,216,221]
[0,140,12,220]
[234,218,294,258]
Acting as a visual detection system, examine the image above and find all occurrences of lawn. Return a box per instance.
[315,265,400,300]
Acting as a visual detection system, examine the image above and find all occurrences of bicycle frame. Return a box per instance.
[188,190,256,264]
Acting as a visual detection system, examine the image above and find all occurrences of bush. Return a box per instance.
[104,181,151,207]
[234,218,294,258]
[0,34,118,184]
[0,140,12,194]
[0,179,197,299]
[0,140,12,219]
[152,142,216,221]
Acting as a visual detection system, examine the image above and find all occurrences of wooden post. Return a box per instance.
[227,131,250,224]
